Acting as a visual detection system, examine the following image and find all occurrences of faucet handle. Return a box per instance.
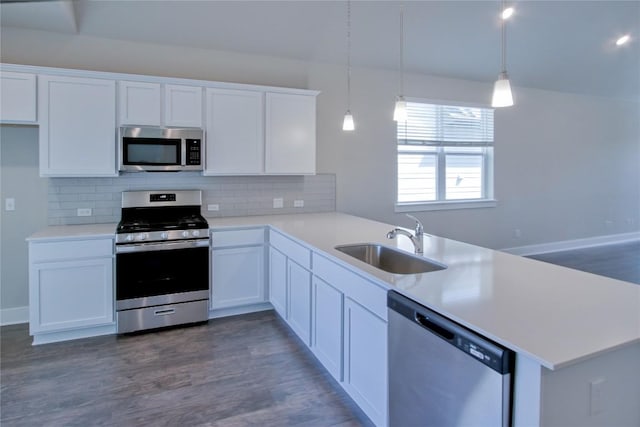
[405,214,424,235]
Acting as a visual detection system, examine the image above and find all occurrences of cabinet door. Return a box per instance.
[312,276,343,381]
[211,245,265,309]
[204,88,264,175]
[344,298,388,427]
[118,80,161,126]
[287,260,312,345]
[265,92,316,174]
[0,71,37,123]
[29,258,114,334]
[164,84,202,128]
[39,75,117,177]
[269,247,287,318]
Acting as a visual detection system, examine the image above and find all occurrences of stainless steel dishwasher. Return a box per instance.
[388,291,514,427]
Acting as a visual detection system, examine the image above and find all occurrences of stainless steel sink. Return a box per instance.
[335,243,447,274]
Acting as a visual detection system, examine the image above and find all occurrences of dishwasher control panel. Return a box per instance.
[388,290,513,375]
[457,337,506,373]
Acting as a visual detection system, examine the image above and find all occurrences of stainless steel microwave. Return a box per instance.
[119,127,204,172]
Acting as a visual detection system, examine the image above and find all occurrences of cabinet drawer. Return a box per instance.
[30,238,113,263]
[313,253,387,321]
[270,231,311,269]
[211,228,265,248]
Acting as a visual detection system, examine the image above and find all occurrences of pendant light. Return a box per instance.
[491,0,514,108]
[393,2,407,122]
[342,0,355,131]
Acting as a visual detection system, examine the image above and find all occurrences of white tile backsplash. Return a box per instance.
[48,173,336,225]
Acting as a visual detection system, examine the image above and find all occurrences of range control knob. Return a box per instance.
[125,234,134,242]
[182,230,190,238]
[160,232,169,240]
[191,230,200,237]
[135,233,147,241]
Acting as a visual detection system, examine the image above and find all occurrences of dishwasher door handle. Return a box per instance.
[414,312,455,341]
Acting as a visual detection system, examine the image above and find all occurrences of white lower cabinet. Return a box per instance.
[211,245,265,309]
[28,237,115,344]
[343,297,388,427]
[312,276,344,381]
[269,247,288,318]
[210,228,266,311]
[287,260,312,345]
[269,231,313,345]
[270,232,389,427]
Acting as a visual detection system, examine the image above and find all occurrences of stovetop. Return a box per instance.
[116,190,209,244]
[117,212,208,233]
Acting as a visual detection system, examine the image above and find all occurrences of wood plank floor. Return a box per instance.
[526,241,640,285]
[0,311,373,427]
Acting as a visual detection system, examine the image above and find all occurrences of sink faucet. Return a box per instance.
[387,214,424,254]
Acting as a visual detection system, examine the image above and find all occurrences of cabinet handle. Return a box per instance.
[154,308,175,316]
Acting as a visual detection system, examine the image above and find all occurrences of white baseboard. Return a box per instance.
[500,232,640,256]
[0,306,29,326]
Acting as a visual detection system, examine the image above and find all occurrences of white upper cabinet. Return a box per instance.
[204,88,264,175]
[265,92,316,175]
[39,75,117,177]
[164,84,203,128]
[118,81,161,126]
[118,81,203,128]
[0,71,37,123]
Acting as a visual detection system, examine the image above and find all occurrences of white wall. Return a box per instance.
[0,26,638,316]
[309,63,640,249]
[0,126,48,320]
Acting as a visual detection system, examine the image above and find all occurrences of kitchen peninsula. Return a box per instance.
[27,212,640,427]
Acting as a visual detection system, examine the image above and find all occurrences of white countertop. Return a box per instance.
[27,223,117,241]
[29,212,640,370]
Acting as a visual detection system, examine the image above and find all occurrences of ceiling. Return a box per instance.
[1,0,639,100]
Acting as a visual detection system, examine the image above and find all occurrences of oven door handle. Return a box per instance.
[116,239,210,253]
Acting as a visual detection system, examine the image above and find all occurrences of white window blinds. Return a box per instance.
[398,102,494,147]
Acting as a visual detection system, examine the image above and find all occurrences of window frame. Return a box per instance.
[395,98,497,213]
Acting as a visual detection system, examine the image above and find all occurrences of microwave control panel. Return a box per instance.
[186,139,201,165]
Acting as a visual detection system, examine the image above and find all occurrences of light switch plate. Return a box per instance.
[77,208,92,217]
[294,200,304,208]
[207,204,219,211]
[273,198,284,209]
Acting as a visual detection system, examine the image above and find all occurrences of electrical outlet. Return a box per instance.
[207,204,219,211]
[77,208,92,217]
[590,378,606,416]
[5,198,15,211]
[294,200,304,208]
[513,228,522,238]
[273,198,284,209]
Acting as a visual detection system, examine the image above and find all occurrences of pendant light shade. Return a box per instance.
[343,111,355,131]
[393,96,407,122]
[492,72,513,107]
[343,0,355,131]
[492,1,514,108]
[393,2,407,122]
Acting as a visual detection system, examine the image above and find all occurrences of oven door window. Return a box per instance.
[116,246,208,301]
[123,138,181,166]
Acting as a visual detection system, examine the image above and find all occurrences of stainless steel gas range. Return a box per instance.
[115,190,210,333]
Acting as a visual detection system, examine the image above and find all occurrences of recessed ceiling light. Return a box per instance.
[501,7,514,20]
[616,34,631,46]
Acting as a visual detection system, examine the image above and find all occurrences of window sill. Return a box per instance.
[395,199,497,212]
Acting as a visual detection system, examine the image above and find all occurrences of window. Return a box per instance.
[396,100,495,211]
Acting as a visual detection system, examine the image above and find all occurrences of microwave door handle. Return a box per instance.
[181,140,187,166]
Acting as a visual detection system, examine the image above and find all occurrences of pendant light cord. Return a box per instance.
[399,1,404,96]
[501,0,507,74]
[347,0,352,110]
